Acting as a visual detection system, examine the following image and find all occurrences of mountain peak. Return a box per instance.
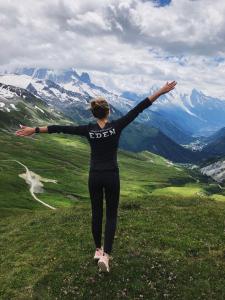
[79,72,91,84]
[15,67,36,77]
[191,88,203,96]
[13,67,80,83]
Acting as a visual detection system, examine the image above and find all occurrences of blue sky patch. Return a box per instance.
[151,0,172,6]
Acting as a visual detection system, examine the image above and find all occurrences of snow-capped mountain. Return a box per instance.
[0,80,200,163]
[0,68,142,127]
[0,84,20,112]
[4,67,225,143]
[0,82,71,131]
[0,82,48,113]
[1,68,132,113]
[122,86,225,136]
[3,69,225,138]
[0,68,195,143]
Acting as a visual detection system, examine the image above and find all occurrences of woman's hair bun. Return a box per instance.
[90,97,109,119]
[91,100,95,109]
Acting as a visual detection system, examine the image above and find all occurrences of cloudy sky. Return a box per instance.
[0,0,225,97]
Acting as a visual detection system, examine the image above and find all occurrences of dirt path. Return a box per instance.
[218,184,225,190]
[0,159,57,210]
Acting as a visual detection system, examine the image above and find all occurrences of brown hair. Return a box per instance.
[90,97,109,119]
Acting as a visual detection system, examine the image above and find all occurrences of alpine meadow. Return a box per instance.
[0,0,225,299]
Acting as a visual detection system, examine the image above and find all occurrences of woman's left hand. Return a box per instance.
[158,81,177,95]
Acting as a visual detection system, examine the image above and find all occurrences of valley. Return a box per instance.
[1,68,225,299]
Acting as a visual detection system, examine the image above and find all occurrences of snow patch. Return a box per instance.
[0,86,15,99]
[35,105,45,113]
[10,103,18,110]
[19,170,57,193]
[0,74,31,89]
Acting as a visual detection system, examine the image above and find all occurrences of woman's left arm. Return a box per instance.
[148,81,177,104]
[115,81,177,130]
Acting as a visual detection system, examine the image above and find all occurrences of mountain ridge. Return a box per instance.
[0,81,200,163]
[0,68,195,144]
[122,86,225,136]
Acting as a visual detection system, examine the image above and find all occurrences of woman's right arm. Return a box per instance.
[15,124,88,137]
[15,125,45,136]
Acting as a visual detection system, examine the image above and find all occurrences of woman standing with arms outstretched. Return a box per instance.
[16,81,177,272]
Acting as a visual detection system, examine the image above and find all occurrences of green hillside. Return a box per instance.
[0,131,199,213]
[0,96,71,131]
[0,131,225,299]
[119,123,201,163]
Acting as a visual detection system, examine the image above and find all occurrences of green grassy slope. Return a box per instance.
[119,123,201,163]
[1,196,225,299]
[0,132,225,299]
[0,131,208,214]
[0,99,72,131]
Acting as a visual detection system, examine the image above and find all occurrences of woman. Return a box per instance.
[16,81,177,272]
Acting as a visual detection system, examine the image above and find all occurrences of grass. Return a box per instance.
[0,131,225,299]
[211,194,225,202]
[151,184,204,197]
[0,197,225,299]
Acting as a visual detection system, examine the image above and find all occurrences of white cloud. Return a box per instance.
[0,0,225,97]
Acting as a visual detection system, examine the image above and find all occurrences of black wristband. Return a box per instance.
[35,127,40,133]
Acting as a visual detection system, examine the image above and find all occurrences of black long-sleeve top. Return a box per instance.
[48,97,152,171]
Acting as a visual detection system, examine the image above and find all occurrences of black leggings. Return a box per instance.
[88,169,120,254]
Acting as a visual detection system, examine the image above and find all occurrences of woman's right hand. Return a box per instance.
[15,125,35,137]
